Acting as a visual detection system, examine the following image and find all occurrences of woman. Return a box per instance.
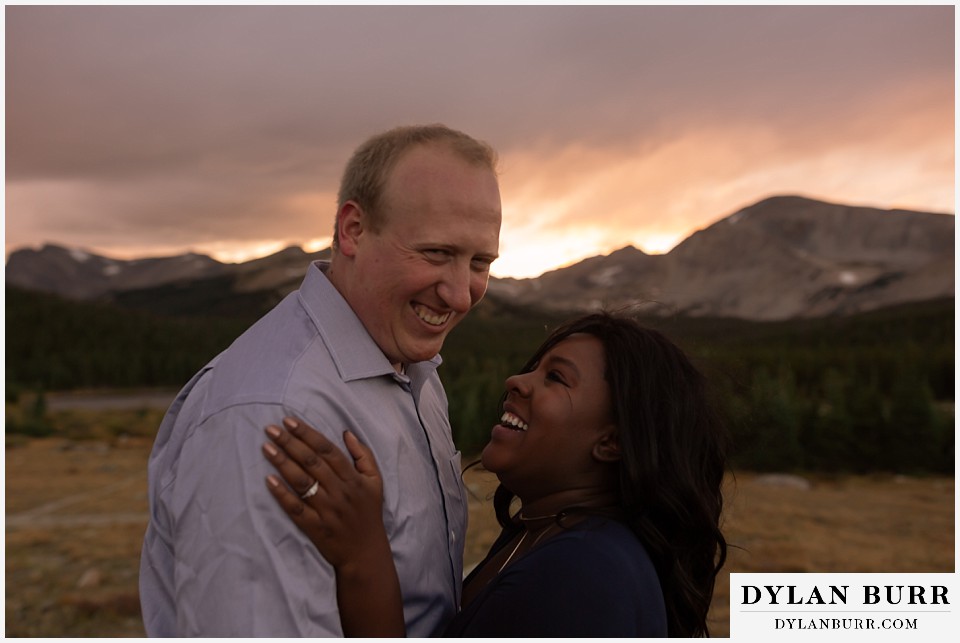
[263,312,728,637]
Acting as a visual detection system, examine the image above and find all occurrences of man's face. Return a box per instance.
[346,143,502,367]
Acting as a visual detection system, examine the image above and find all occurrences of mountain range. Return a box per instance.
[6,196,954,321]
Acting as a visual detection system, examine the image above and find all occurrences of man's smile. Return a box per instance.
[412,303,451,326]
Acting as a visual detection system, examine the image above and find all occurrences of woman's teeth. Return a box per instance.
[500,411,528,431]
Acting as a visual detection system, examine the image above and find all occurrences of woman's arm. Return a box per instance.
[262,417,406,637]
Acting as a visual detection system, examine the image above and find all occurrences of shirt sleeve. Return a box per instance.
[160,403,344,636]
[455,532,666,637]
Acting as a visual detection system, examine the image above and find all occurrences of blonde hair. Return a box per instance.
[333,124,497,247]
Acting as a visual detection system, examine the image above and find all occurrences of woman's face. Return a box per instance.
[480,333,617,501]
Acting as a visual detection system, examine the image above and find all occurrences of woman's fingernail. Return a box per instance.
[283,417,299,430]
[263,442,278,456]
[266,425,281,439]
[266,475,280,487]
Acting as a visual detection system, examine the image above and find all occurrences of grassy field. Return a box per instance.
[4,406,955,637]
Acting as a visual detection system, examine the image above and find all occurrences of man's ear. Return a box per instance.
[592,427,621,463]
[336,201,365,258]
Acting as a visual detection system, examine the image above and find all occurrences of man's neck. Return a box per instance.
[326,257,407,375]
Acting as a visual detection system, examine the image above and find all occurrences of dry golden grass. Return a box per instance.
[5,436,153,637]
[707,472,954,636]
[5,436,954,637]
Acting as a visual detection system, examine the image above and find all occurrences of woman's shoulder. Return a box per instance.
[547,515,648,553]
[531,516,660,585]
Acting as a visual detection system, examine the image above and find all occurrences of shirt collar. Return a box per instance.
[297,261,442,383]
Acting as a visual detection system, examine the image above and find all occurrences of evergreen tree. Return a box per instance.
[845,371,889,473]
[886,367,939,472]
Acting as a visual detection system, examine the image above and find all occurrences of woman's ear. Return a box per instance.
[335,201,365,258]
[592,428,621,463]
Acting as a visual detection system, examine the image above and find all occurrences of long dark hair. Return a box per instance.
[492,312,728,637]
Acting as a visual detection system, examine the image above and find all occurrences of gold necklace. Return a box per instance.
[496,525,553,575]
[496,531,528,575]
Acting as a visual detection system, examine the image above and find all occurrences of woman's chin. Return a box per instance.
[479,444,504,474]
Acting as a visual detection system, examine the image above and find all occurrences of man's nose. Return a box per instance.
[437,263,476,313]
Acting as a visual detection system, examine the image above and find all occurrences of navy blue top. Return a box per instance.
[443,516,668,637]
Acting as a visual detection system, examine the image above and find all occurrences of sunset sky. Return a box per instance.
[4,4,955,278]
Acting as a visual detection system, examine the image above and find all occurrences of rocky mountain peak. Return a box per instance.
[6,196,953,321]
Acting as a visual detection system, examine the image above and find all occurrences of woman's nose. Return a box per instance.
[505,372,532,397]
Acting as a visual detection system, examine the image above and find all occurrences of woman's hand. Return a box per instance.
[262,417,405,637]
[262,417,386,570]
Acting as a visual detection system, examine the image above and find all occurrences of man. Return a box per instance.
[139,125,502,636]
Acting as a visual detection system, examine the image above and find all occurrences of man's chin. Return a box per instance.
[398,338,446,365]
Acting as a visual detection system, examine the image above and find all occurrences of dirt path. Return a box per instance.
[45,390,177,411]
[5,473,148,530]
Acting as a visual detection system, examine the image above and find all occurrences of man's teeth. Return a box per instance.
[500,411,528,431]
[414,305,451,326]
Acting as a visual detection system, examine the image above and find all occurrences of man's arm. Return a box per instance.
[162,404,344,636]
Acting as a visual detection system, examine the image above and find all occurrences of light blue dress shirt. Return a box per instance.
[139,261,467,636]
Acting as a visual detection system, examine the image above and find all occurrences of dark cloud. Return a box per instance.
[5,5,954,272]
